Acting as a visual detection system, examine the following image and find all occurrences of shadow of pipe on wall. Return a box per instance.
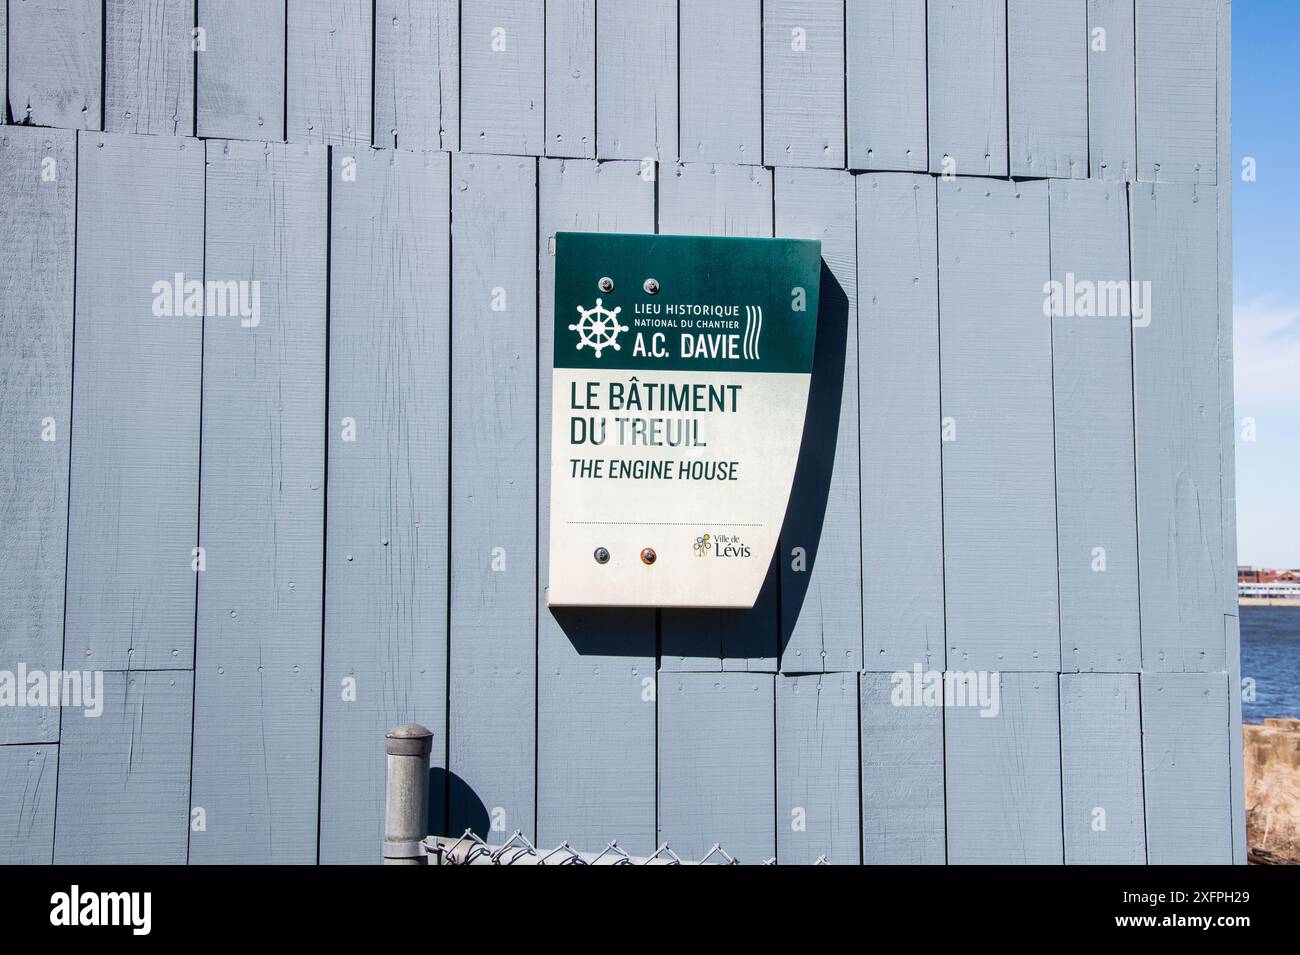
[440,766,490,842]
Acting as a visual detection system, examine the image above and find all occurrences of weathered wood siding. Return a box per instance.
[0,2,1239,865]
[104,0,194,136]
[190,140,327,864]
[448,153,537,840]
[321,148,451,863]
[0,126,75,746]
[196,0,285,142]
[1048,178,1140,672]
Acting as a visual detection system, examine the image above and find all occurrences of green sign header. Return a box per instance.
[554,232,821,374]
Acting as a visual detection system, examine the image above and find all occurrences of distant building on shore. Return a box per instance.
[1239,567,1300,604]
[1239,566,1300,584]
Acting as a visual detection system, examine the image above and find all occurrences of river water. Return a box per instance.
[1240,605,1300,723]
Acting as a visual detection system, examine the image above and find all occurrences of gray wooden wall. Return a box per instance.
[0,0,1241,864]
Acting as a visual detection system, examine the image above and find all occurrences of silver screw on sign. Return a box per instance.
[643,278,660,295]
[598,276,614,293]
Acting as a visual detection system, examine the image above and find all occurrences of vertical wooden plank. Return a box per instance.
[846,0,927,172]
[190,140,326,865]
[1226,615,1246,862]
[1087,0,1136,180]
[946,672,1063,864]
[374,0,459,151]
[763,0,844,169]
[197,0,286,141]
[0,1,8,121]
[1136,0,1217,183]
[321,148,450,863]
[0,744,57,864]
[1141,671,1232,863]
[460,0,544,156]
[1216,0,1244,866]
[658,672,775,863]
[1008,0,1087,179]
[1049,179,1139,672]
[286,0,371,147]
[1215,0,1235,621]
[658,162,773,239]
[596,0,676,162]
[1130,182,1223,672]
[927,0,1007,177]
[0,127,75,746]
[544,0,595,158]
[449,153,536,838]
[1060,673,1146,863]
[536,159,657,854]
[54,671,193,863]
[65,132,203,672]
[321,149,452,867]
[658,161,777,671]
[860,671,945,863]
[7,0,102,129]
[858,173,943,672]
[536,611,655,853]
[775,167,860,672]
[105,0,195,136]
[679,0,761,165]
[777,673,858,863]
[939,178,1058,671]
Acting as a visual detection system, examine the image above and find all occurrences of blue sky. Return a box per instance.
[1232,1,1299,567]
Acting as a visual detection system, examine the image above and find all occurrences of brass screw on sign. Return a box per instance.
[640,548,657,565]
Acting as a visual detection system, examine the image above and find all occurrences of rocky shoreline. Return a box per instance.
[1245,718,1300,864]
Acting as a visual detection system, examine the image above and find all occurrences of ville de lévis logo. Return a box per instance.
[569,298,627,358]
[693,532,752,559]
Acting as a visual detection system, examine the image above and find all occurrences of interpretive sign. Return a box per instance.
[547,232,821,608]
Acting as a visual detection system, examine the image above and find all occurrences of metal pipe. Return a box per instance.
[383,724,433,865]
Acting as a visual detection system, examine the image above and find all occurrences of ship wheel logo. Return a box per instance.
[569,298,627,358]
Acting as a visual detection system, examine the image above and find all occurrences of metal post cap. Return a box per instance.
[386,723,434,756]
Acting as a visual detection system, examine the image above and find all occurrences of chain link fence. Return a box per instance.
[425,830,824,865]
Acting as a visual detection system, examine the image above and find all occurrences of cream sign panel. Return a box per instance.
[548,232,822,609]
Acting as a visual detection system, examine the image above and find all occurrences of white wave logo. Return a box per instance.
[742,305,763,360]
